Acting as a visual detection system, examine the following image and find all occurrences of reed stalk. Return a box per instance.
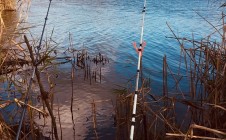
[24,35,59,140]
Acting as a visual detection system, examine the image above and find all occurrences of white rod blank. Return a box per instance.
[130,0,147,140]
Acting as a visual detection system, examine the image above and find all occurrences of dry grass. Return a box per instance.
[0,0,33,73]
[0,2,4,39]
[1,1,226,140]
[0,116,13,140]
[115,12,226,140]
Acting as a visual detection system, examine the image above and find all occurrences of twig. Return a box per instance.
[166,133,223,140]
[14,98,48,116]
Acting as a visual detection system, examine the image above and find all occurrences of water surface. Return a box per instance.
[28,0,226,85]
[22,0,226,139]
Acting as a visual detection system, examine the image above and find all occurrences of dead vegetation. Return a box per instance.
[115,11,226,140]
[1,1,226,140]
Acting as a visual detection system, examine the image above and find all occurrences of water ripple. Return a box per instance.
[27,0,226,139]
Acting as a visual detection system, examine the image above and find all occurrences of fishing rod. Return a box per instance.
[16,0,52,139]
[130,0,147,139]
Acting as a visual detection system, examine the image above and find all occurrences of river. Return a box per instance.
[2,0,226,139]
[28,0,226,90]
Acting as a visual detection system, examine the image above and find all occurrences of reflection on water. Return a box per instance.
[35,68,116,139]
[4,0,225,139]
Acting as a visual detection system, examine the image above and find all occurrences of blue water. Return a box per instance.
[0,82,21,124]
[28,0,225,91]
[8,0,225,139]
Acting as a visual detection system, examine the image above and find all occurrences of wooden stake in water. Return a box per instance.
[130,0,147,139]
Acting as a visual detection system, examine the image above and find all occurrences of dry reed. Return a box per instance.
[115,11,226,140]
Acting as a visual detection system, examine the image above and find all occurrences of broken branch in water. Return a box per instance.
[14,98,48,116]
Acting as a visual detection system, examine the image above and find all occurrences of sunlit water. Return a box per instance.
[1,0,226,139]
[28,0,226,89]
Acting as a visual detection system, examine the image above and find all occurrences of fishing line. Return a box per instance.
[16,0,52,139]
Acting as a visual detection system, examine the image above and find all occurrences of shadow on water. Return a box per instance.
[33,65,117,139]
[1,0,226,139]
[22,48,117,139]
